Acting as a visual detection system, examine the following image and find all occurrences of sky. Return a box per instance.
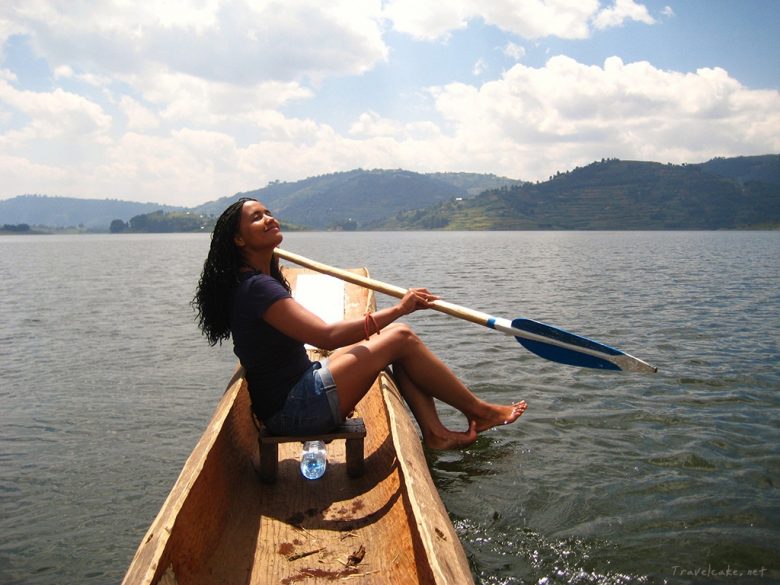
[1,0,779,206]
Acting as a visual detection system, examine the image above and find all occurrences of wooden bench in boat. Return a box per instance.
[258,417,366,483]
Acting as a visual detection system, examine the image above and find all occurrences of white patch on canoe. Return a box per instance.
[293,274,345,349]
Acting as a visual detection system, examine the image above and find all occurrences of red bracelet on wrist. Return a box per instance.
[368,313,380,336]
[364,312,381,339]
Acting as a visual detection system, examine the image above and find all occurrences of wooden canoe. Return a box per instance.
[122,267,475,585]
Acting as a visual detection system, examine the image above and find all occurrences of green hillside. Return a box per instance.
[425,172,525,195]
[2,157,777,232]
[699,155,780,185]
[376,157,780,230]
[193,169,518,229]
[0,195,182,230]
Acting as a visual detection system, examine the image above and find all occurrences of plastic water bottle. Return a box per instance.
[300,440,327,479]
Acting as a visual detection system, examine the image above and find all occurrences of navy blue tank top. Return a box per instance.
[230,272,312,419]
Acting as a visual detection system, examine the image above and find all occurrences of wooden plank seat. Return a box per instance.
[257,417,367,483]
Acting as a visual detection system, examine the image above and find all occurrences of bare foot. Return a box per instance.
[423,420,478,450]
[472,400,527,433]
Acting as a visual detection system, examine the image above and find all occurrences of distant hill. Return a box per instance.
[2,157,777,231]
[194,169,520,229]
[425,172,525,196]
[698,155,780,185]
[375,156,780,230]
[0,195,182,230]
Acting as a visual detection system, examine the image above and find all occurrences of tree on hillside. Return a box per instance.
[2,223,31,232]
[110,219,128,233]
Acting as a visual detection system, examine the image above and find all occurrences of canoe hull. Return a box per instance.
[122,268,473,584]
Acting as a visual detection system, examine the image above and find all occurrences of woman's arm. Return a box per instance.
[262,288,437,350]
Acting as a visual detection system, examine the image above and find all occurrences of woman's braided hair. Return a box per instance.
[192,197,290,345]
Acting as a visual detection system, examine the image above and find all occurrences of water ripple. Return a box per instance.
[2,232,779,585]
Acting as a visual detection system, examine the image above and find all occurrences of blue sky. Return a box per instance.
[1,0,778,206]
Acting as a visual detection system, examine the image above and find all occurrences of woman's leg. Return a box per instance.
[327,324,526,442]
[393,362,478,449]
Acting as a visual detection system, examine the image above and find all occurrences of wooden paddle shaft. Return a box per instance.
[276,248,657,373]
[274,248,492,328]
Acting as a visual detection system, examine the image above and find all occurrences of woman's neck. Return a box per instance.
[241,250,273,274]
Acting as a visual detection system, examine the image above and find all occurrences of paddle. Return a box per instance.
[275,248,657,373]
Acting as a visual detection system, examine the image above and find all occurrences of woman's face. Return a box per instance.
[233,200,283,252]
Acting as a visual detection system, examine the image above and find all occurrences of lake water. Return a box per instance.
[1,231,778,584]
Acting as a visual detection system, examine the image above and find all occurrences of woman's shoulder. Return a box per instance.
[240,272,291,298]
[240,270,272,283]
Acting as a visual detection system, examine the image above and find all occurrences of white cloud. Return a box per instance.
[3,50,779,204]
[0,78,112,141]
[0,15,25,60]
[12,0,388,85]
[53,65,73,79]
[489,0,599,40]
[593,0,656,30]
[200,55,780,185]
[661,6,675,18]
[130,70,314,127]
[425,56,780,179]
[0,1,776,206]
[139,0,222,32]
[85,129,247,202]
[119,96,159,130]
[503,42,526,62]
[382,0,656,41]
[0,153,71,194]
[348,110,440,140]
[381,0,472,41]
[349,111,403,138]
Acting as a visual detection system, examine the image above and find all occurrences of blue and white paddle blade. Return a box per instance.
[504,317,659,372]
[512,318,621,370]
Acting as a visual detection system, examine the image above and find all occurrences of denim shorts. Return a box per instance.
[262,360,343,436]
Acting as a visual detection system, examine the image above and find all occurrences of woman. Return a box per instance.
[193,198,527,450]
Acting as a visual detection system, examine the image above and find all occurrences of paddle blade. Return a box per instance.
[511,318,622,371]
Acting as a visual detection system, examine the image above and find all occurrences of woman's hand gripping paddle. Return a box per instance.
[275,248,657,373]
